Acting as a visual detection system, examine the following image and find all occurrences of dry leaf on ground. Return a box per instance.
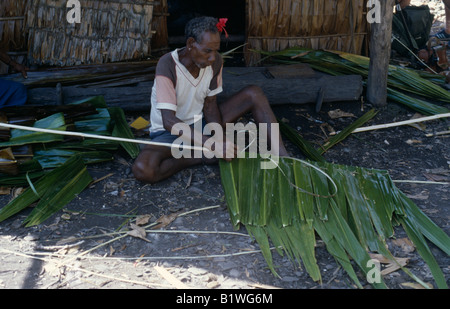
[135,214,152,226]
[127,223,150,242]
[328,109,356,119]
[401,282,433,289]
[392,238,415,254]
[152,212,180,230]
[369,253,409,276]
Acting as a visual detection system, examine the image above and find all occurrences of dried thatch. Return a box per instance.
[245,0,369,66]
[25,0,155,66]
[0,0,28,74]
[0,0,27,51]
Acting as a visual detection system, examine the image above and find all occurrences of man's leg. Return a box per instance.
[132,86,289,184]
[218,85,289,157]
[132,144,202,184]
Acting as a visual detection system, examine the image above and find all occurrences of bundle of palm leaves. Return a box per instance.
[219,156,449,289]
[224,106,449,288]
[258,47,450,115]
[0,96,139,227]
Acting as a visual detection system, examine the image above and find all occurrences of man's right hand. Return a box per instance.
[204,137,237,162]
[222,139,238,162]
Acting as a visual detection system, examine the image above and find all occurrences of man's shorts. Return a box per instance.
[149,118,207,146]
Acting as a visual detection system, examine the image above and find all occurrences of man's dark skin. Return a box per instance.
[0,49,29,78]
[132,30,289,184]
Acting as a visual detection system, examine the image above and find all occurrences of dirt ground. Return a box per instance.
[0,96,448,292]
[0,0,449,294]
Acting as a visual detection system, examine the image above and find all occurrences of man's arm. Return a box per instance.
[0,50,29,78]
[161,109,236,160]
[202,96,238,160]
[203,95,223,127]
[161,109,207,145]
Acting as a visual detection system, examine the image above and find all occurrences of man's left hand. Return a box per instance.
[11,62,29,79]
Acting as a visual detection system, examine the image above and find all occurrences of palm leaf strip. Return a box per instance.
[23,156,93,227]
[319,109,378,154]
[219,157,450,289]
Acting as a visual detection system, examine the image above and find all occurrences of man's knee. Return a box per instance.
[132,157,159,184]
[241,85,265,100]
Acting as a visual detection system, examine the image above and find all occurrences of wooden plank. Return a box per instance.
[367,0,395,107]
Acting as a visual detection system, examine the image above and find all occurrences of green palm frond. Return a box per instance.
[319,109,378,154]
[221,43,247,59]
[256,47,450,115]
[108,107,140,159]
[0,155,92,227]
[0,96,139,225]
[219,157,450,289]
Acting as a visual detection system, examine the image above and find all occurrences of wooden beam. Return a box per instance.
[25,67,363,111]
[367,0,395,107]
[219,68,363,106]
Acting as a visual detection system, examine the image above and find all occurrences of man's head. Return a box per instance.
[185,16,221,69]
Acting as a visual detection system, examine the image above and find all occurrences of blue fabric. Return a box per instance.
[0,79,27,107]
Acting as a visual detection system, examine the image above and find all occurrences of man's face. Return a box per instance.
[190,31,221,69]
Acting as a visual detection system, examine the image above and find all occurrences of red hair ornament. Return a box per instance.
[216,18,229,38]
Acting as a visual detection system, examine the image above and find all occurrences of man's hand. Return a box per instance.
[222,139,238,161]
[0,50,29,79]
[204,137,237,162]
[11,62,29,79]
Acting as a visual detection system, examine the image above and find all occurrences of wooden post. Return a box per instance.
[367,0,395,107]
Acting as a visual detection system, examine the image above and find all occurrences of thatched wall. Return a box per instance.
[0,0,27,51]
[245,0,369,66]
[0,0,28,73]
[1,0,369,68]
[25,0,155,66]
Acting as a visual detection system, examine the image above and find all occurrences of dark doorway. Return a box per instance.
[167,0,246,65]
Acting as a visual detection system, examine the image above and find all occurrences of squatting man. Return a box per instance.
[132,17,289,184]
